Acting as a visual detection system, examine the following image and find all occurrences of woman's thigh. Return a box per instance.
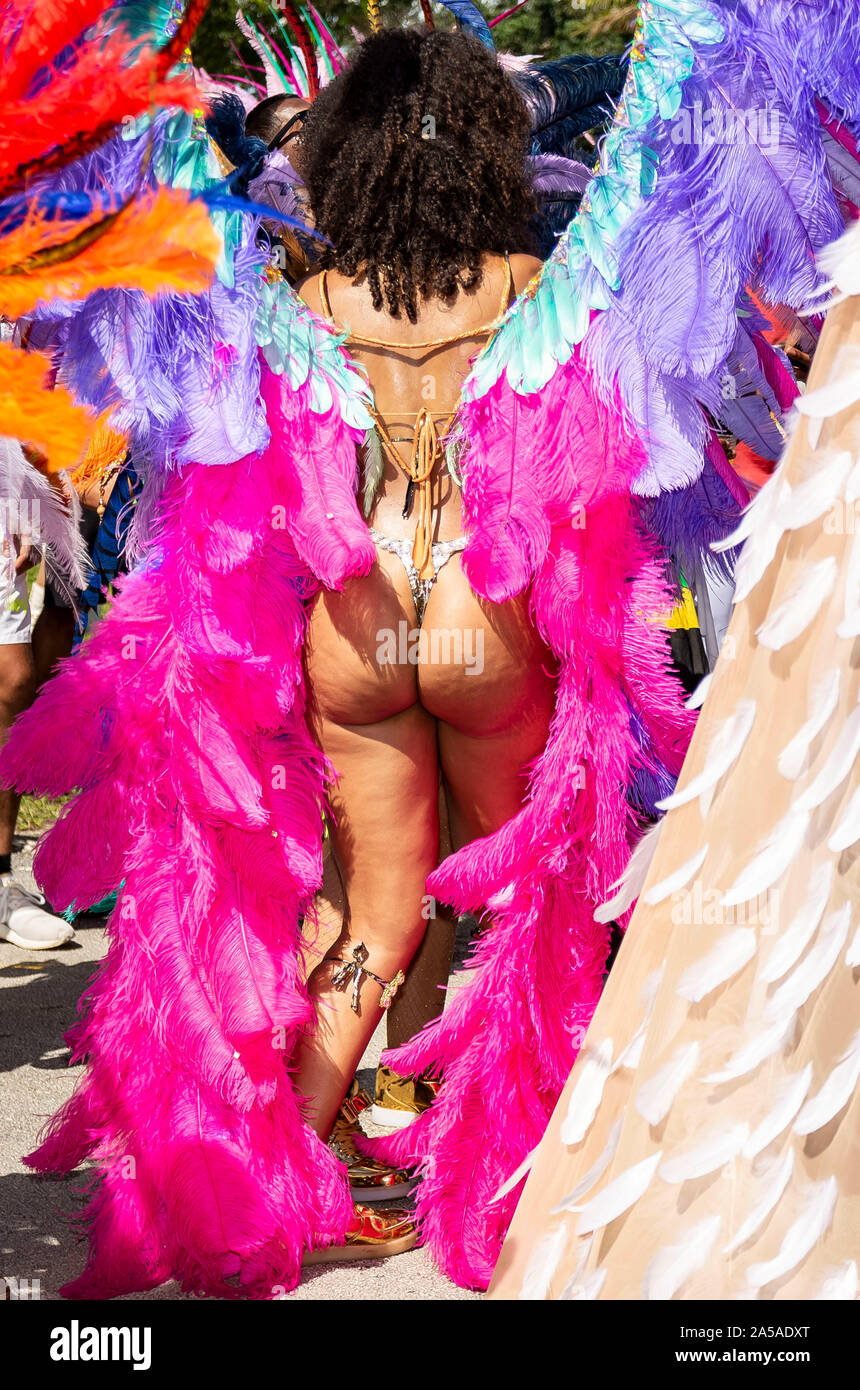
[303,549,440,961]
[418,558,557,845]
[304,549,420,727]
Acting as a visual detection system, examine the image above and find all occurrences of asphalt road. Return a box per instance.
[0,839,479,1303]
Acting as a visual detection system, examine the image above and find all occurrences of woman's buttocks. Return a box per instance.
[417,558,557,736]
[304,548,556,736]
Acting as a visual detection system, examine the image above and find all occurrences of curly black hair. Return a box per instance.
[299,28,536,321]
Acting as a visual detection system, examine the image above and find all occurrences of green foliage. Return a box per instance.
[487,0,636,59]
[190,0,636,76]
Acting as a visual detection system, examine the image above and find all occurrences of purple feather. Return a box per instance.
[714,318,793,461]
[581,1,845,569]
[529,151,592,197]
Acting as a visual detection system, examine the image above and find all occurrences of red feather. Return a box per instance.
[0,1,210,194]
[2,0,113,102]
[274,0,320,98]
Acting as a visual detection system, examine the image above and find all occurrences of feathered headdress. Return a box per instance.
[234,4,345,101]
[0,0,218,482]
[516,55,628,159]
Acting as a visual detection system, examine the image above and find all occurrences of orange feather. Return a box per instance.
[70,414,131,493]
[0,188,220,318]
[0,345,94,473]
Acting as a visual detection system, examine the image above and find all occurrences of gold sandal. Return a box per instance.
[328,1083,415,1201]
[303,1203,417,1265]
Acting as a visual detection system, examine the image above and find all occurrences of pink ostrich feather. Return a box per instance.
[753,330,800,412]
[362,359,692,1289]
[259,362,375,589]
[3,369,358,1300]
[3,345,692,1297]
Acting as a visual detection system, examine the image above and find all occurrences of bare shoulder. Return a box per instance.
[295,269,324,314]
[508,252,544,296]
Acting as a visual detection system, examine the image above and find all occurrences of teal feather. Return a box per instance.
[256,277,374,432]
[462,0,725,405]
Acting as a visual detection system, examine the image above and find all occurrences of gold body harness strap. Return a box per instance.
[318,257,513,579]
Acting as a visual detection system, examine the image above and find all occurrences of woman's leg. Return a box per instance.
[420,559,557,849]
[384,783,456,1051]
[295,554,440,1139]
[383,906,457,1048]
[376,562,556,1076]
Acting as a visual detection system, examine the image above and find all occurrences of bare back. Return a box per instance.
[298,253,541,544]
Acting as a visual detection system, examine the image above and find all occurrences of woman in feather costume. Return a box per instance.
[2,0,858,1298]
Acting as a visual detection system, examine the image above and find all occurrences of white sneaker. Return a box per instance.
[369,1104,423,1130]
[0,877,75,950]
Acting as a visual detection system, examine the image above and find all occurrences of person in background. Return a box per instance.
[0,506,74,950]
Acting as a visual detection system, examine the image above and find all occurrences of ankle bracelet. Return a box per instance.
[329,942,406,1013]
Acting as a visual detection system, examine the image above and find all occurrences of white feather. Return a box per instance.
[642,1215,722,1300]
[836,612,860,639]
[518,1222,569,1300]
[685,674,712,710]
[797,705,860,811]
[593,821,662,923]
[745,1177,838,1290]
[723,1149,794,1255]
[711,489,770,554]
[611,967,665,1073]
[676,927,757,1004]
[845,455,860,504]
[659,1123,749,1184]
[235,11,293,95]
[765,904,852,1021]
[818,220,860,297]
[641,965,666,1010]
[611,967,666,1073]
[760,860,834,984]
[722,807,810,907]
[756,557,838,651]
[712,471,789,554]
[0,440,88,591]
[489,1144,539,1205]
[634,1043,700,1128]
[743,1065,813,1159]
[836,525,860,638]
[815,1261,858,1300]
[615,1024,648,1072]
[618,1030,647,1070]
[807,413,824,452]
[828,783,860,853]
[846,922,860,967]
[561,1266,608,1300]
[575,1152,663,1235]
[794,1029,860,1136]
[778,668,841,781]
[559,1038,614,1146]
[784,451,852,531]
[795,347,860,422]
[552,1118,623,1214]
[701,1013,796,1085]
[642,845,709,908]
[657,701,756,813]
[729,476,793,604]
